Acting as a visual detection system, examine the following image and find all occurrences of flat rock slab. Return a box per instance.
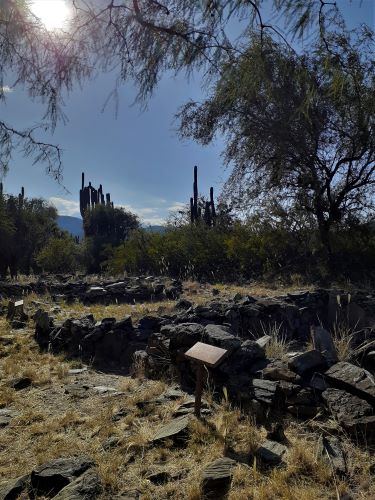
[92,386,117,394]
[202,457,236,499]
[203,324,241,352]
[322,388,375,441]
[322,388,373,422]
[256,335,271,349]
[64,384,91,399]
[160,323,204,349]
[151,416,190,444]
[262,361,302,384]
[256,440,288,465]
[31,456,94,497]
[68,368,88,375]
[0,474,29,500]
[51,469,101,499]
[288,350,326,375]
[163,387,188,400]
[318,436,346,476]
[311,326,338,365]
[325,362,375,403]
[0,409,16,428]
[251,379,281,406]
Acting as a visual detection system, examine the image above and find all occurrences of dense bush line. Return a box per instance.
[106,220,375,283]
[1,190,374,283]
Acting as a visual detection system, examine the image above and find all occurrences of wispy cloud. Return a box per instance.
[0,86,13,93]
[142,217,166,226]
[168,202,186,212]
[49,197,80,217]
[50,197,167,225]
[119,204,158,216]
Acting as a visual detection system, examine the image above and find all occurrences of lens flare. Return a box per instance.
[30,0,71,31]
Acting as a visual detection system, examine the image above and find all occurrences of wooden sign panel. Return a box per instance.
[185,341,228,368]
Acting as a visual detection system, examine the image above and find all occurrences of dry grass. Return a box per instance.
[260,322,292,359]
[54,299,176,324]
[0,294,374,500]
[331,319,360,362]
[186,280,315,301]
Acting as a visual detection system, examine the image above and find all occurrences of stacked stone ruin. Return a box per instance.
[30,287,375,444]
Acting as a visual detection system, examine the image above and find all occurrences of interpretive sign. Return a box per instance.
[185,342,228,368]
[185,341,228,416]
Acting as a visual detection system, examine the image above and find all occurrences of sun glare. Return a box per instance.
[30,0,71,31]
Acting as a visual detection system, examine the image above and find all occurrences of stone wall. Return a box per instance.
[34,288,375,443]
[0,276,182,304]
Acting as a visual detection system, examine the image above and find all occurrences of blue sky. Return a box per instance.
[1,0,374,225]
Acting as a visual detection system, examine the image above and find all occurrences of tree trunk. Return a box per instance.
[314,194,335,273]
[318,219,334,272]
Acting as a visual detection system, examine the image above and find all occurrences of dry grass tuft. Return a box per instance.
[260,322,291,359]
[332,320,358,362]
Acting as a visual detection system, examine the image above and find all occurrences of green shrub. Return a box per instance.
[36,235,82,273]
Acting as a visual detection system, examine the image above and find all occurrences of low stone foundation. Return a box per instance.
[33,288,375,443]
[0,276,182,304]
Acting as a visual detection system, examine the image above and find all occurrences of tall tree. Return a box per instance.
[83,204,139,272]
[0,192,59,277]
[178,30,375,264]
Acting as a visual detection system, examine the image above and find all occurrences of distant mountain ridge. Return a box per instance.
[57,215,166,238]
[57,216,84,238]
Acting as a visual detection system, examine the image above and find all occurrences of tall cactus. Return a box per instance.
[189,166,216,226]
[193,165,198,220]
[80,172,113,217]
[210,187,216,225]
[18,186,24,207]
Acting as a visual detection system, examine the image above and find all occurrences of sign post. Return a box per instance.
[185,341,228,417]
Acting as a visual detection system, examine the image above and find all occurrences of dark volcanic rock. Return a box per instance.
[262,361,302,384]
[318,436,346,476]
[31,456,94,497]
[145,471,174,485]
[34,309,53,348]
[250,379,282,406]
[288,350,326,375]
[325,362,375,404]
[138,315,164,333]
[10,320,26,329]
[175,299,193,310]
[256,440,288,465]
[322,388,373,422]
[0,409,16,428]
[220,340,266,378]
[8,377,32,390]
[51,469,101,499]
[201,457,236,499]
[0,474,29,500]
[322,388,375,441]
[311,325,338,366]
[151,416,190,445]
[203,324,241,352]
[161,323,204,349]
